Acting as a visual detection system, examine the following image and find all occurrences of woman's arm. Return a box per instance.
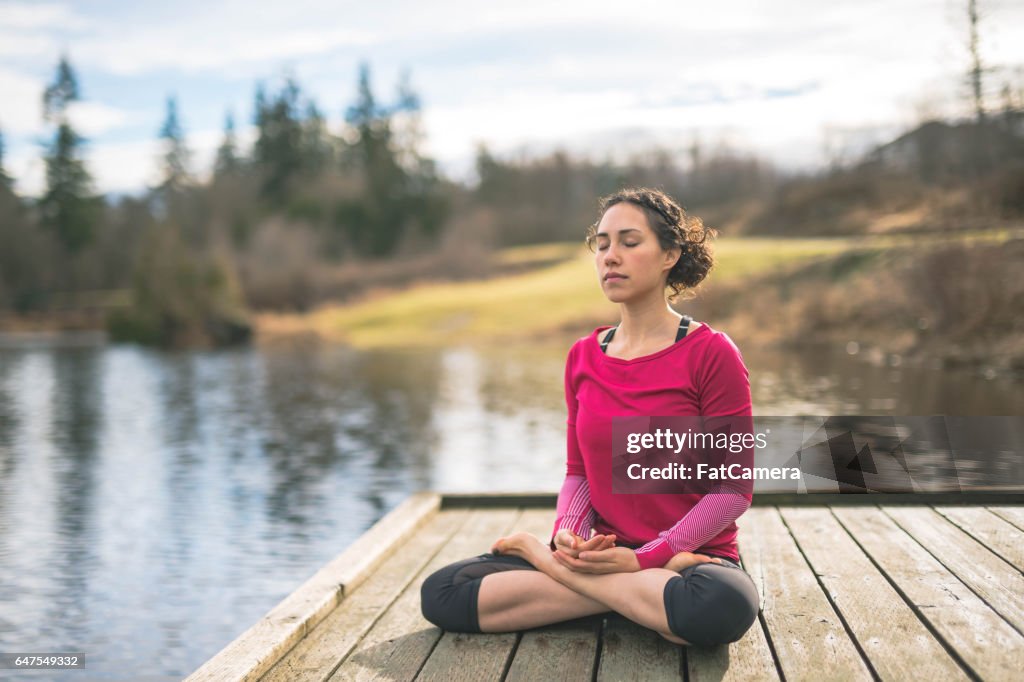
[552,343,599,545]
[633,492,752,569]
[551,473,597,545]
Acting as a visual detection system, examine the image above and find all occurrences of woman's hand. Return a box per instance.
[553,546,641,574]
[552,529,616,558]
[663,551,723,572]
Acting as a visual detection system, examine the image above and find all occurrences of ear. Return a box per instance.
[663,246,682,272]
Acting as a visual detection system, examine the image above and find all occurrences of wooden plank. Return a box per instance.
[590,522,683,682]
[882,506,1024,633]
[748,493,1024,507]
[504,508,600,682]
[596,614,682,682]
[779,507,968,681]
[438,492,1024,509]
[512,507,557,541]
[686,543,780,682]
[506,617,601,682]
[397,506,526,682]
[443,493,1024,510]
[834,505,1024,681]
[440,492,557,509]
[417,508,567,682]
[934,506,1024,572]
[415,630,518,682]
[686,628,779,682]
[987,506,1024,532]
[187,492,441,682]
[262,509,470,681]
[735,507,872,681]
[330,508,523,681]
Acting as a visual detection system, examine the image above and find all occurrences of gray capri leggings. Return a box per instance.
[420,550,759,647]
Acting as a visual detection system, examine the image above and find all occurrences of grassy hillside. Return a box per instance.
[257,228,1023,376]
[253,234,929,347]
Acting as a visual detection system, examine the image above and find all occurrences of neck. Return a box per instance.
[616,292,680,344]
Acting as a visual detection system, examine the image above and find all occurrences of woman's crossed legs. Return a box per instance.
[420,532,759,647]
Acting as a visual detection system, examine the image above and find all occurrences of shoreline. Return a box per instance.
[3,231,1019,382]
[1,306,1016,383]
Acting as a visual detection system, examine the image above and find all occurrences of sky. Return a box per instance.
[1,0,1023,197]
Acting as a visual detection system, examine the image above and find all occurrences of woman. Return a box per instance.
[420,187,759,647]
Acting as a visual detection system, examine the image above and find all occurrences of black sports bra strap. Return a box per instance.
[600,326,617,350]
[675,314,693,341]
[600,316,692,353]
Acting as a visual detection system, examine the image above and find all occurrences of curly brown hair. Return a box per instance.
[585,187,716,300]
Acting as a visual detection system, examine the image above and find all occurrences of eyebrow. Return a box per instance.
[595,228,642,237]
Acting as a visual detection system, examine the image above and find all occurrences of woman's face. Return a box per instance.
[593,202,680,303]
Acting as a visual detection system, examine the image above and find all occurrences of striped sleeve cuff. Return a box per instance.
[550,513,595,548]
[634,538,676,570]
[551,475,596,548]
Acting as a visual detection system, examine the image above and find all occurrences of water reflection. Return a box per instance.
[0,337,1019,680]
[430,342,569,492]
[51,350,103,650]
[744,343,1021,416]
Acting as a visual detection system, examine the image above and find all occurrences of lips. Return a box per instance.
[604,273,627,281]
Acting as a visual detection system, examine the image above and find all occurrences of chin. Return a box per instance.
[602,288,630,304]
[601,280,654,304]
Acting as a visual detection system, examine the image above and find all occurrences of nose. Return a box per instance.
[601,242,622,266]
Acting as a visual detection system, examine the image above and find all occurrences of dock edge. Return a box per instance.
[184,491,441,682]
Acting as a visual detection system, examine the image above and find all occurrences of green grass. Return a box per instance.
[304,251,612,347]
[492,242,586,266]
[263,230,1018,348]
[706,237,854,280]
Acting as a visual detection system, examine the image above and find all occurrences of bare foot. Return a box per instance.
[490,531,550,567]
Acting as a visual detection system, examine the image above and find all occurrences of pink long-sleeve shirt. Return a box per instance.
[552,323,754,570]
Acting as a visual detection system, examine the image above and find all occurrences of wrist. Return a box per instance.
[634,539,675,570]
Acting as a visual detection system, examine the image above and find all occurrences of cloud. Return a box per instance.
[0,68,44,134]
[7,145,46,197]
[7,137,162,197]
[0,3,92,59]
[0,2,89,30]
[66,101,134,136]
[0,32,55,59]
[10,123,259,197]
[0,68,139,141]
[76,26,377,77]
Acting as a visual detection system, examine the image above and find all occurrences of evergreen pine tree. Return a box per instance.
[253,77,304,201]
[392,67,425,174]
[158,94,192,194]
[301,101,331,174]
[391,68,446,241]
[0,128,13,189]
[39,55,96,253]
[214,110,239,177]
[342,62,409,256]
[43,56,79,120]
[253,83,267,139]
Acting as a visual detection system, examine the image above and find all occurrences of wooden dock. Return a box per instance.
[188,493,1024,681]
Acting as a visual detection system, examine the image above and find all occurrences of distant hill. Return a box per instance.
[743,113,1024,237]
[864,115,1024,182]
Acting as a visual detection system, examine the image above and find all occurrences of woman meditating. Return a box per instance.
[420,187,759,647]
